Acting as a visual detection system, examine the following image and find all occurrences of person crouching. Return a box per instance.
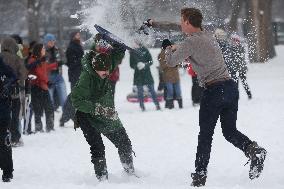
[71,43,135,181]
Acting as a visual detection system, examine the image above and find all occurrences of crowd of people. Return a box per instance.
[0,7,266,187]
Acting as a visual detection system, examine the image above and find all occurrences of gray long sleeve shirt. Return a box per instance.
[165,31,230,87]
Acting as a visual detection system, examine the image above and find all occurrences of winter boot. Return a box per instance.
[191,171,207,187]
[167,99,174,109]
[119,152,135,175]
[177,98,183,109]
[46,114,55,132]
[35,121,43,133]
[245,141,267,179]
[92,157,108,181]
[2,170,13,182]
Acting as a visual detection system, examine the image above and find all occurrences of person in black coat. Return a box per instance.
[60,31,84,127]
[0,57,17,182]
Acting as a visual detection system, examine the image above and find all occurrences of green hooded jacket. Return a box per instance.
[130,46,154,86]
[71,46,125,134]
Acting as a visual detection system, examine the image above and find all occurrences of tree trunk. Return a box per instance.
[228,0,244,32]
[246,0,276,63]
[27,0,41,41]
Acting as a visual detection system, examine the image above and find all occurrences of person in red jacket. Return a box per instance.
[27,43,57,132]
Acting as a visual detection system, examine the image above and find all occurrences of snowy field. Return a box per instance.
[1,46,284,189]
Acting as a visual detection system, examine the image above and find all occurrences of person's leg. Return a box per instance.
[148,84,160,109]
[55,76,67,107]
[174,82,183,108]
[76,111,108,180]
[221,81,266,179]
[192,86,223,186]
[239,71,252,99]
[60,95,75,126]
[10,99,21,144]
[0,118,13,182]
[31,86,44,132]
[43,90,55,132]
[48,84,55,108]
[137,85,145,111]
[220,83,252,152]
[165,83,174,109]
[105,128,134,174]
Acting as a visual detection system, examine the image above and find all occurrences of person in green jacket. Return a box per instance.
[71,37,135,181]
[130,42,161,111]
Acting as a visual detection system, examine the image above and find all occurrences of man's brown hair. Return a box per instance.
[181,8,203,29]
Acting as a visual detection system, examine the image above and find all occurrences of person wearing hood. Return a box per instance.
[60,31,84,127]
[71,37,136,181]
[0,57,17,182]
[43,33,67,110]
[0,37,27,147]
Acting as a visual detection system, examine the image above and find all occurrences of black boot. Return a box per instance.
[2,171,13,182]
[245,141,267,179]
[92,157,108,181]
[166,99,174,109]
[119,152,135,175]
[177,98,183,109]
[191,171,207,187]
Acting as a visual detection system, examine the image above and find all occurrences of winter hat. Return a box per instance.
[10,34,23,44]
[70,31,80,40]
[43,33,56,44]
[161,39,172,49]
[91,53,112,71]
[214,28,227,40]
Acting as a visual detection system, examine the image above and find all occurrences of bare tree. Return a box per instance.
[246,0,275,62]
[27,0,42,41]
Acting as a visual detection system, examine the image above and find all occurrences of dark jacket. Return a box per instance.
[130,46,154,86]
[0,57,17,119]
[65,40,84,85]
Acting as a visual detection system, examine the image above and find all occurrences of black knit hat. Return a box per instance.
[91,53,112,71]
[161,39,172,50]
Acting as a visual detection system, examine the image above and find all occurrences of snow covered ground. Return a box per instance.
[1,46,284,189]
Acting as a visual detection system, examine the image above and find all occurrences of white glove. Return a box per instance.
[137,62,146,70]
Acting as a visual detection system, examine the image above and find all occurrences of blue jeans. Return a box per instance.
[165,82,182,100]
[195,80,252,173]
[48,74,67,107]
[137,85,159,108]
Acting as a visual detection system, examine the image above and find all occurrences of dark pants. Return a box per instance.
[10,98,21,143]
[191,76,203,104]
[76,111,133,177]
[31,86,54,132]
[137,84,159,109]
[0,118,13,175]
[239,72,252,98]
[60,81,78,125]
[195,80,252,173]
